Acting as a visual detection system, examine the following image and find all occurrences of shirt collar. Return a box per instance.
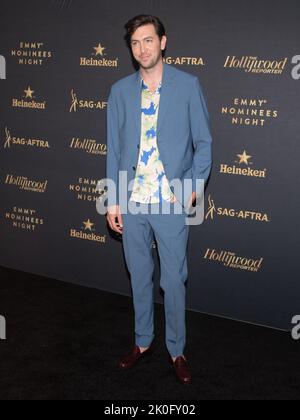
[140,74,162,92]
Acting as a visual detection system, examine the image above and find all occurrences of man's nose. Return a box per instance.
[140,42,146,53]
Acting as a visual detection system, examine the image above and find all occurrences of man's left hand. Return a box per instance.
[171,192,197,209]
[188,192,197,209]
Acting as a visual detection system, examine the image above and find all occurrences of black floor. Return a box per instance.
[0,265,299,400]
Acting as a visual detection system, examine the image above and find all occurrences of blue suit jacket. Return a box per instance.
[106,62,212,209]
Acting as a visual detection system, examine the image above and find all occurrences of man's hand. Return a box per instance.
[187,192,197,209]
[172,192,197,211]
[106,205,123,234]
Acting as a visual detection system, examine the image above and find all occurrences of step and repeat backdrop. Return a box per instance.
[0,0,299,330]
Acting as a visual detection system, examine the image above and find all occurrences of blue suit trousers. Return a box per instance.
[121,201,190,358]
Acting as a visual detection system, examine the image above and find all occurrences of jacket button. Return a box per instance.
[132,166,136,171]
[137,144,140,149]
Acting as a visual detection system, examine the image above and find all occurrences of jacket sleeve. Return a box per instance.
[106,86,120,207]
[189,77,213,196]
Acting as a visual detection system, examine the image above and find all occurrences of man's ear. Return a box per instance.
[161,35,167,50]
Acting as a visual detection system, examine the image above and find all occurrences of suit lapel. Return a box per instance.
[156,63,176,136]
[131,73,142,141]
[131,63,176,138]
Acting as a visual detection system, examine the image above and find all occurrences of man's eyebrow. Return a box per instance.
[131,36,154,43]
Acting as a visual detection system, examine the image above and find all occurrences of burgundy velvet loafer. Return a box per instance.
[169,355,192,384]
[119,345,153,369]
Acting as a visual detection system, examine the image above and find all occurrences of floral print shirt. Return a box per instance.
[129,77,175,204]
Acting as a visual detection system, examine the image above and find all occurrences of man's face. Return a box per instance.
[130,24,167,70]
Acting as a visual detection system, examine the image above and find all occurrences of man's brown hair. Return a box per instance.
[124,14,166,49]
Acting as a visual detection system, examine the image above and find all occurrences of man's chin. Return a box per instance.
[138,59,157,70]
[139,62,153,70]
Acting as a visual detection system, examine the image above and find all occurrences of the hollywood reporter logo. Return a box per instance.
[0,55,6,79]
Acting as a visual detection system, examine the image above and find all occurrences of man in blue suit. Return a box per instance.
[106,15,212,384]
